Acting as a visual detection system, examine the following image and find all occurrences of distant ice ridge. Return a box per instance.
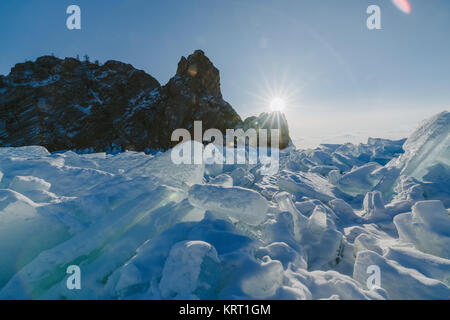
[0,111,449,300]
[388,111,449,180]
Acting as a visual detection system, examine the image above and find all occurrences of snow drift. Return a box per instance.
[0,111,448,300]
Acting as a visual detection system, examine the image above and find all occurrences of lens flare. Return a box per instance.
[393,0,411,14]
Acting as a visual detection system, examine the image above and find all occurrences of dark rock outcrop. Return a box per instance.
[243,111,292,149]
[0,55,161,152]
[129,50,243,150]
[0,50,291,153]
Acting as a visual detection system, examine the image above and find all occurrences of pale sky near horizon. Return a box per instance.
[0,0,449,148]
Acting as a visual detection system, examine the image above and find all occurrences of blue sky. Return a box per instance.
[0,0,449,147]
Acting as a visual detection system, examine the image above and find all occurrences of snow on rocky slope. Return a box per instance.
[0,111,448,300]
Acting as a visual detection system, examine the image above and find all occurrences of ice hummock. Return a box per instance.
[388,111,449,182]
[0,111,449,300]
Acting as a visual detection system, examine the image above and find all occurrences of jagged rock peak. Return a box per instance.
[243,111,292,149]
[174,50,222,98]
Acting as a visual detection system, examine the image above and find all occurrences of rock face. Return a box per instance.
[0,56,161,152]
[1,50,285,153]
[147,50,243,150]
[243,112,292,149]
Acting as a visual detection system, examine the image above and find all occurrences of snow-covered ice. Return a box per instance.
[0,111,449,300]
[188,184,268,225]
[394,200,450,259]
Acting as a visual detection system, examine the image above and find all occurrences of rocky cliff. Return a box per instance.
[0,50,291,152]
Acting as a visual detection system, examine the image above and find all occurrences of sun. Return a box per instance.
[270,97,286,112]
